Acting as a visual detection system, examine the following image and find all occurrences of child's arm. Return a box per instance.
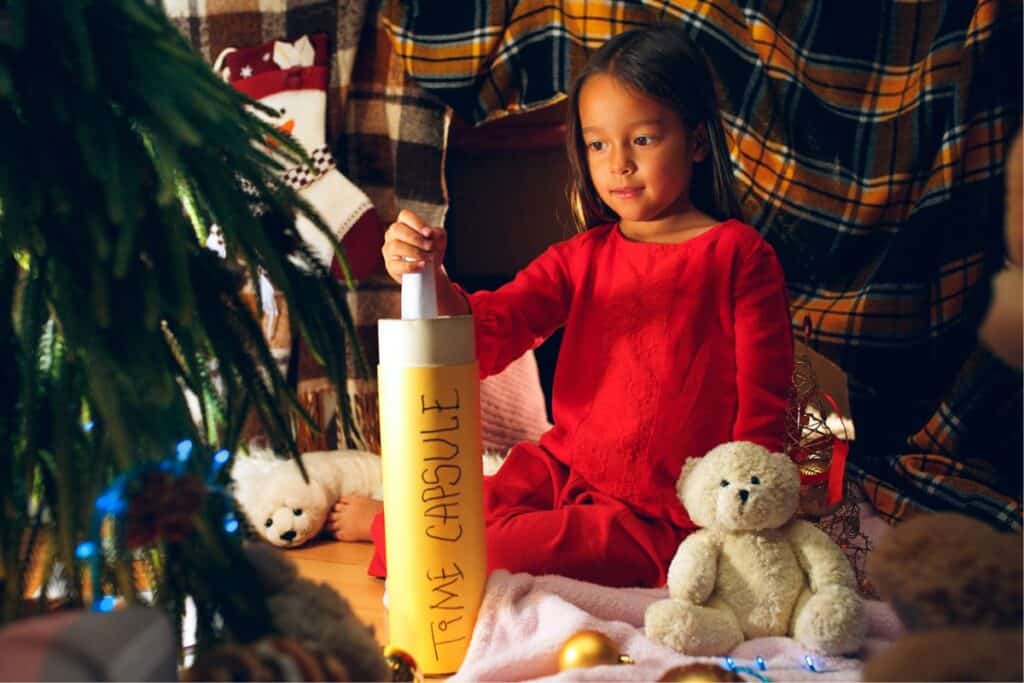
[382,209,574,376]
[732,239,794,451]
[460,246,573,376]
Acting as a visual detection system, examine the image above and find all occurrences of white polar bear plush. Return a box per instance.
[232,448,506,548]
[644,441,866,656]
[232,449,384,548]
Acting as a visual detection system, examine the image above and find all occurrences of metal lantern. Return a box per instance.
[785,319,849,519]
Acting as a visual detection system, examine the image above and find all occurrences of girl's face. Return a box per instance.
[578,73,708,236]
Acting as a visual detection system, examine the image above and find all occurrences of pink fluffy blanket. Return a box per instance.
[450,570,903,682]
[451,504,903,682]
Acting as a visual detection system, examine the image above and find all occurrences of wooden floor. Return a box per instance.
[24,536,389,647]
[286,539,388,645]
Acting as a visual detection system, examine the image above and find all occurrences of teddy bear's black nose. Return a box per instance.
[280,529,297,542]
[738,489,749,503]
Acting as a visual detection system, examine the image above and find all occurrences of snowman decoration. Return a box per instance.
[214,33,382,281]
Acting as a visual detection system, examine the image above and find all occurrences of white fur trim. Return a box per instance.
[273,35,315,70]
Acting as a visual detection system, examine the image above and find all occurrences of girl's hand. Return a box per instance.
[381,209,468,316]
[382,209,448,284]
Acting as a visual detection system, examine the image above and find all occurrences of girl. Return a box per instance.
[328,24,794,588]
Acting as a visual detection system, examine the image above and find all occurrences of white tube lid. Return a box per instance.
[401,266,438,320]
[378,316,476,367]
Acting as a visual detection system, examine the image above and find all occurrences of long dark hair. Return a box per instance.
[566,24,743,231]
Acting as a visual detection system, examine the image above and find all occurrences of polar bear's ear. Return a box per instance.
[230,452,275,483]
[230,455,255,479]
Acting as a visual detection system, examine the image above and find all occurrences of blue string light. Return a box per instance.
[97,595,116,613]
[223,513,239,534]
[721,657,772,682]
[732,666,771,682]
[804,654,823,673]
[176,439,194,462]
[94,488,126,515]
[75,541,98,559]
[208,449,232,483]
[83,421,94,433]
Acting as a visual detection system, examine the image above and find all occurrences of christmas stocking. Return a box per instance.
[216,33,383,281]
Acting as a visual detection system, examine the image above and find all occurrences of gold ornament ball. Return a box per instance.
[557,630,633,671]
[382,644,417,682]
[658,663,743,682]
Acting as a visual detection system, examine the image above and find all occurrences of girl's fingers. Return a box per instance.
[429,227,447,250]
[382,213,445,282]
[385,221,435,252]
[389,257,426,274]
[385,240,431,262]
[397,209,433,237]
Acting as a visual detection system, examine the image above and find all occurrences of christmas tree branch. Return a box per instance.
[0,0,371,652]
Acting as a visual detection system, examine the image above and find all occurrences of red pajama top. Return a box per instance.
[463,220,794,530]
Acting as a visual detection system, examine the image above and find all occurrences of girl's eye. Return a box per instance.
[293,508,303,516]
[587,141,605,152]
[751,476,760,485]
[634,135,653,146]
[720,480,729,488]
[264,518,273,528]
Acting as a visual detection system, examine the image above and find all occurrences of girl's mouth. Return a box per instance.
[610,186,643,199]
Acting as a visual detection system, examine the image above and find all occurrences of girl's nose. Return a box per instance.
[610,147,635,175]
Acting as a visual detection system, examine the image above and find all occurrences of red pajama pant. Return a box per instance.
[368,443,685,588]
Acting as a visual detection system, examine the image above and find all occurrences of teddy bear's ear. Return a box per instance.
[772,450,799,471]
[676,456,702,493]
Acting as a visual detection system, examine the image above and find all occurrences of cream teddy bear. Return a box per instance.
[232,449,383,548]
[644,441,866,656]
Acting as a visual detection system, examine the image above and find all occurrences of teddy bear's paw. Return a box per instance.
[644,598,743,656]
[792,585,866,655]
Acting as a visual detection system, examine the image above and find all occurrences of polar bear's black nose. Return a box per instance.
[280,529,297,542]
[738,489,749,503]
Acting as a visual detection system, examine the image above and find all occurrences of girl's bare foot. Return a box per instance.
[324,496,382,542]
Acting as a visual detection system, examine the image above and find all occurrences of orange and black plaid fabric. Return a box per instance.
[166,0,1022,529]
[380,0,1023,529]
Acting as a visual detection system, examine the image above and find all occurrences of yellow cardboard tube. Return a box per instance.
[378,316,487,676]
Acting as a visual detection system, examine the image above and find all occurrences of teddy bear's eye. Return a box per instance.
[264,518,273,528]
[720,479,729,487]
[751,476,760,485]
[293,508,303,516]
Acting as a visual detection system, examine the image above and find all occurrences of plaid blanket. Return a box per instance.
[165,1,1022,530]
[382,0,1024,530]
